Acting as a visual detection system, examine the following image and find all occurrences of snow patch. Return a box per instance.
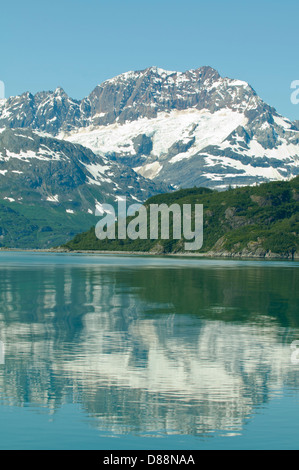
[273,115,293,130]
[67,109,248,174]
[134,161,162,179]
[46,195,59,202]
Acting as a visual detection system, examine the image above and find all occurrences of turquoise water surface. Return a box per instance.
[0,252,298,449]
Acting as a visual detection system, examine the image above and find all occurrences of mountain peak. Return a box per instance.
[1,66,298,192]
[53,86,68,97]
[100,65,222,85]
[145,66,177,76]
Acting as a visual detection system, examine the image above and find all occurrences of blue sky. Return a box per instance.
[1,0,298,120]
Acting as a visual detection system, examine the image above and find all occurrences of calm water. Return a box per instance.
[0,252,298,450]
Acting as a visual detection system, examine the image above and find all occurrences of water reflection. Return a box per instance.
[0,257,298,438]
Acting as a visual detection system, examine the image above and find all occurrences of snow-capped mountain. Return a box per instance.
[64,66,299,189]
[0,65,298,192]
[0,128,168,208]
[0,128,170,247]
[0,66,263,132]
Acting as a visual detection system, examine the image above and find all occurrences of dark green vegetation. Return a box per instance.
[0,199,97,249]
[63,176,299,258]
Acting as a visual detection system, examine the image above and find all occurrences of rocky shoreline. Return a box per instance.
[0,247,297,261]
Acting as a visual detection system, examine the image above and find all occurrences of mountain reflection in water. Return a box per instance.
[0,255,298,439]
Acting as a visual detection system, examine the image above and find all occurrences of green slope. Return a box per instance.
[63,177,299,259]
[0,200,97,249]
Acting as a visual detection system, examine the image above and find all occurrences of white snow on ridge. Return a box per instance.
[14,133,35,141]
[66,109,248,164]
[102,70,138,85]
[93,112,107,119]
[102,67,176,86]
[204,155,290,181]
[273,115,293,130]
[0,149,65,162]
[229,79,249,88]
[46,195,59,203]
[95,201,115,217]
[247,139,299,162]
[83,162,113,186]
[219,137,299,164]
